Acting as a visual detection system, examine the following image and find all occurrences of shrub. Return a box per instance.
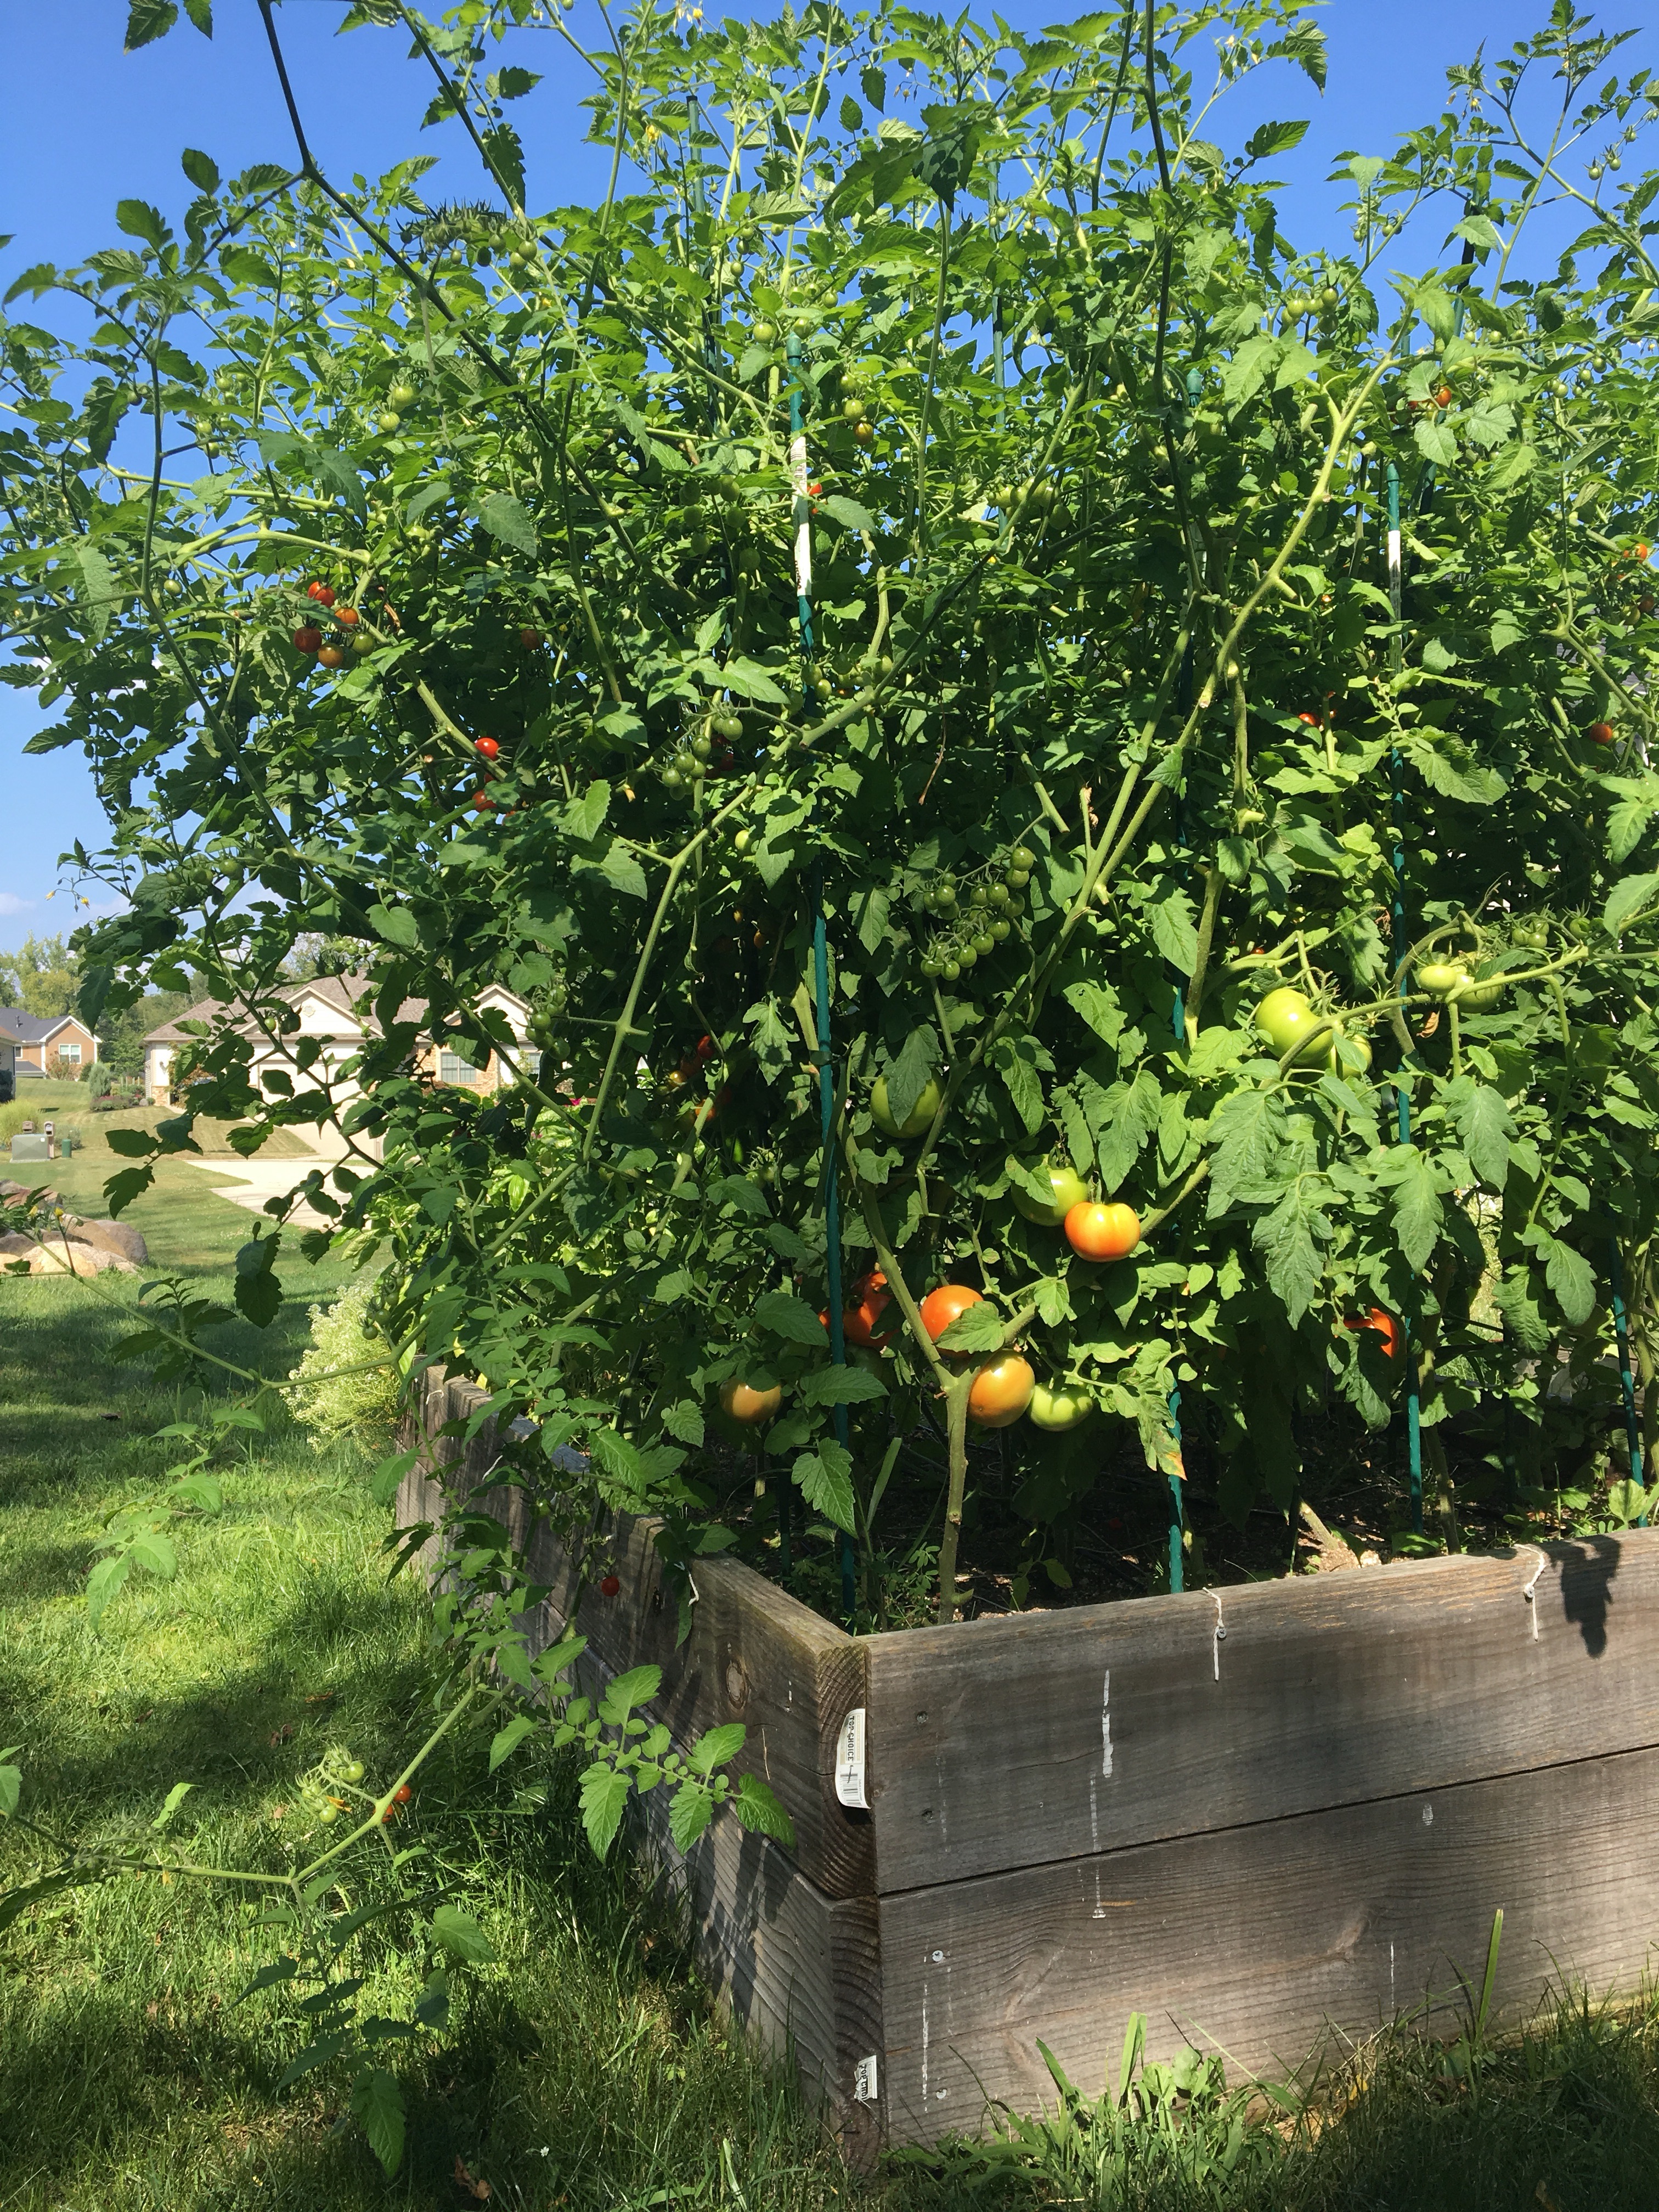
[286,1278,400,1457]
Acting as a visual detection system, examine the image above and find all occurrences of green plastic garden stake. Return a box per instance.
[1165,378,1201,1598]
[788,330,857,1621]
[1608,1239,1647,1526]
[1386,458,1424,1534]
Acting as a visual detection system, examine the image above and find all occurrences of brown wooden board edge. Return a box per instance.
[399,1372,877,1901]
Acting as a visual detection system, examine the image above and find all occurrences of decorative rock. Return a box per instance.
[67,1218,149,1266]
[0,1179,26,1201]
[0,1231,35,1266]
[28,1242,139,1277]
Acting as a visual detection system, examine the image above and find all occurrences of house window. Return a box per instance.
[58,1042,82,1064]
[438,1051,478,1085]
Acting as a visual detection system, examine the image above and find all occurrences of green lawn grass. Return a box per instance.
[3,1182,1657,2210]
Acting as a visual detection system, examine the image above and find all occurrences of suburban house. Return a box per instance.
[0,1011,18,1099]
[0,1006,99,1078]
[143,973,534,1151]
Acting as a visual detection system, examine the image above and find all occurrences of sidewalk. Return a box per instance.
[179,1155,351,1233]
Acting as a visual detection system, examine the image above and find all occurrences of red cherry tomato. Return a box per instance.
[1434,384,1453,408]
[1588,721,1617,745]
[919,1283,984,1341]
[1344,1307,1402,1361]
[600,1573,621,1598]
[808,480,823,497]
[473,792,496,811]
[1296,711,1320,727]
[475,736,500,759]
[393,1784,414,1805]
[307,581,336,607]
[1064,1202,1142,1261]
[292,626,322,654]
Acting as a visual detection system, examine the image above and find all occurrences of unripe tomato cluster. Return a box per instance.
[918,847,1034,979]
[1254,986,1373,1073]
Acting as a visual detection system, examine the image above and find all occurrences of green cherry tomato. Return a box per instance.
[957,944,979,969]
[1012,1163,1090,1227]
[943,959,961,982]
[972,932,995,956]
[991,918,1011,941]
[388,382,417,409]
[1028,1381,1096,1432]
[870,1075,943,1140]
[318,1803,340,1825]
[1011,846,1036,870]
[342,1759,365,1784]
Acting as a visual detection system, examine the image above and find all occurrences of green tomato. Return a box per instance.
[870,1075,942,1141]
[388,382,417,408]
[1457,974,1507,1012]
[752,320,776,343]
[1011,845,1036,870]
[1417,961,1470,998]
[1255,986,1316,1056]
[972,932,995,956]
[1028,1381,1095,1432]
[341,1759,365,1784]
[318,1803,340,1825]
[376,412,401,433]
[1012,1163,1089,1227]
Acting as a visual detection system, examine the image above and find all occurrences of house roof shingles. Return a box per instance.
[0,1007,87,1044]
[142,975,517,1048]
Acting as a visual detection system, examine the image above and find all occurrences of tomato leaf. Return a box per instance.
[990,1031,1048,1135]
[754,1291,828,1346]
[351,2066,407,2178]
[1603,871,1659,935]
[801,1363,886,1405]
[793,1438,856,1531]
[668,1777,716,1852]
[935,1300,1003,1353]
[1542,1235,1596,1327]
[431,1905,495,1964]
[578,1763,633,1859]
[885,1021,940,1127]
[488,1714,538,1773]
[477,492,537,555]
[733,1770,797,1845]
[1449,1080,1516,1190]
[599,1665,662,1724]
[687,1722,746,1778]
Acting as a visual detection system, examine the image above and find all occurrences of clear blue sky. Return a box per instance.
[0,1,1628,940]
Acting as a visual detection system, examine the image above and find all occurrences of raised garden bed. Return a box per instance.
[404,1371,1659,2158]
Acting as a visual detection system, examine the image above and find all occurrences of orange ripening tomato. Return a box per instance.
[845,1269,895,1348]
[720,1376,782,1425]
[1588,721,1617,745]
[919,1283,984,1341]
[336,606,359,626]
[317,645,345,669]
[1345,1307,1403,1361]
[968,1353,1035,1429]
[1296,710,1321,726]
[1064,1201,1142,1261]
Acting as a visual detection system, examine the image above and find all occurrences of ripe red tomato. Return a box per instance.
[307,581,336,607]
[1588,721,1617,744]
[393,1784,414,1805]
[473,792,496,811]
[1345,1307,1403,1361]
[475,736,501,759]
[720,1376,782,1425]
[600,1573,621,1598]
[292,626,322,654]
[317,645,345,669]
[968,1353,1035,1428]
[1065,1201,1142,1261]
[919,1283,984,1341]
[380,1807,399,1825]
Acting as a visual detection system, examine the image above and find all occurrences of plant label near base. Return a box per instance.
[835,1708,868,1809]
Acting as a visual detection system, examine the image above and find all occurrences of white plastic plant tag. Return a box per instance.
[834,1707,868,1809]
[853,2052,879,2104]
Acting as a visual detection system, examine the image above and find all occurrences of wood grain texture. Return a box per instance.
[400,1374,874,1901]
[864,1533,1659,1892]
[878,1744,1659,2146]
[640,1792,887,2168]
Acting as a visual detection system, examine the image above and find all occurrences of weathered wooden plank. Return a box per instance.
[878,1743,1659,2146]
[865,1533,1659,1892]
[400,1374,874,1901]
[642,1793,886,2167]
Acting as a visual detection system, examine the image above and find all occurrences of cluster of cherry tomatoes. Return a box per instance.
[917,848,1035,979]
[291,578,371,670]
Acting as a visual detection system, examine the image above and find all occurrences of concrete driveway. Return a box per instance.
[180,1154,359,1233]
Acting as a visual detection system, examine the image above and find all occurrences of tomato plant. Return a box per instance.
[5,0,1659,1656]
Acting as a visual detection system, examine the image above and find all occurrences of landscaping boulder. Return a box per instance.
[67,1217,148,1266]
[0,1178,26,1201]
[0,1231,34,1268]
[29,1241,139,1278]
